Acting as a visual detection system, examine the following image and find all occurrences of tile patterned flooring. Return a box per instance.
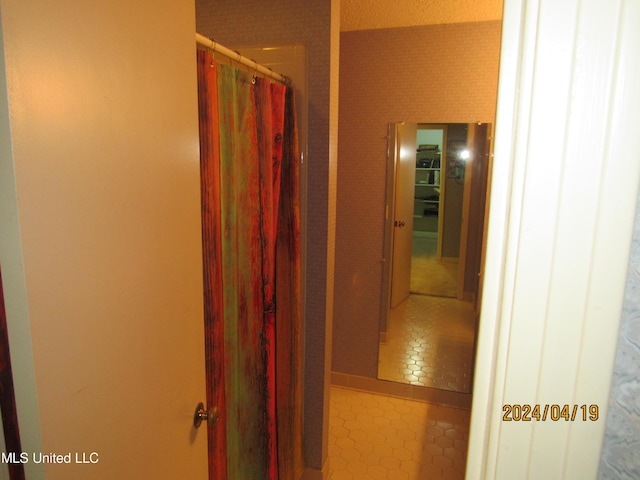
[378,295,476,393]
[328,386,470,479]
[410,234,458,298]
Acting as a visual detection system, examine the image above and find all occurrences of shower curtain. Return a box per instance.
[197,49,303,480]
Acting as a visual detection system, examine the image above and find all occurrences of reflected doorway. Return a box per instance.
[411,124,465,298]
[380,122,492,393]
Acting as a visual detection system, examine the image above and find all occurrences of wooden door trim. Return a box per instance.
[379,123,398,337]
[0,267,25,480]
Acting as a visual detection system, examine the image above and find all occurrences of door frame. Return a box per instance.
[381,122,415,335]
[380,124,396,337]
[0,267,25,480]
[383,122,486,309]
[388,122,417,311]
[465,0,640,477]
[457,123,492,303]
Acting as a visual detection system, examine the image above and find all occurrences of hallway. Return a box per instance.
[328,386,469,479]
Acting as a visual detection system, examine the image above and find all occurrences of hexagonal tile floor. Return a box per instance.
[329,386,469,479]
[378,294,475,393]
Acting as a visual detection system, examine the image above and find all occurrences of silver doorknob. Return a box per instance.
[193,402,220,428]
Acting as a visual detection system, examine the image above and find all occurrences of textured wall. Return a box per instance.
[341,0,503,31]
[333,21,502,377]
[599,195,640,479]
[195,0,339,471]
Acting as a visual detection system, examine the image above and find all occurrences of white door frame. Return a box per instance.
[466,0,640,478]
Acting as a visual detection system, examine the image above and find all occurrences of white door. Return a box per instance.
[390,122,417,308]
[0,1,209,478]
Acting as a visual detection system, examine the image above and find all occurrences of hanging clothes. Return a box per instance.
[196,49,303,480]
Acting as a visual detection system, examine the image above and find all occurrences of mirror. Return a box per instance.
[378,122,492,393]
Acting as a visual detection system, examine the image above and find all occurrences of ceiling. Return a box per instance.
[340,0,503,31]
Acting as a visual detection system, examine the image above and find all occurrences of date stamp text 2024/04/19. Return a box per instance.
[502,404,599,422]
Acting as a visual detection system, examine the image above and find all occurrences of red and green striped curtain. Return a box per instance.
[197,49,303,480]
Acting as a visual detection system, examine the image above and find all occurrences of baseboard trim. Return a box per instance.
[331,371,472,409]
[300,457,330,480]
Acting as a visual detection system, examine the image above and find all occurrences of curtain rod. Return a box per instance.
[195,33,289,85]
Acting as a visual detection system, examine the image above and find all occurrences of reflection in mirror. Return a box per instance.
[379,122,492,393]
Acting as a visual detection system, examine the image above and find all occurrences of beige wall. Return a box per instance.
[341,0,504,31]
[333,21,502,377]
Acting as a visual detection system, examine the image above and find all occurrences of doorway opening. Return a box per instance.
[380,122,492,394]
[411,124,468,298]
